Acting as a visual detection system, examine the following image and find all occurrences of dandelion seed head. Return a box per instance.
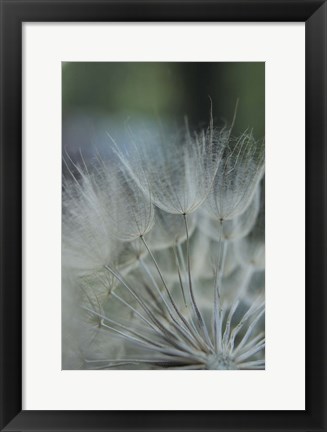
[62,109,265,371]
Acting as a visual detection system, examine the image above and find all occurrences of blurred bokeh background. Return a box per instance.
[62,62,264,169]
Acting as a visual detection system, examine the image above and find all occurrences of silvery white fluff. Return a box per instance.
[62,116,265,370]
[199,186,260,242]
[205,130,264,222]
[145,207,197,251]
[110,117,228,215]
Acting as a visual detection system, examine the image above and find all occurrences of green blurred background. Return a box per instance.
[62,62,264,161]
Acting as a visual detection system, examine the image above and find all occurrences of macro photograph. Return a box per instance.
[62,62,265,370]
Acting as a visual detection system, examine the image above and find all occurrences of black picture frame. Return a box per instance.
[0,1,326,431]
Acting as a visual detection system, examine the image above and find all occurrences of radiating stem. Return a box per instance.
[174,244,193,307]
[104,263,173,337]
[213,219,227,351]
[183,213,213,351]
[139,258,202,351]
[140,236,209,352]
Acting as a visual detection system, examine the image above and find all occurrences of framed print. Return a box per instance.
[0,1,326,431]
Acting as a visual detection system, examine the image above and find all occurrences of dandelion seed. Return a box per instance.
[206,131,264,222]
[110,117,226,216]
[199,185,260,242]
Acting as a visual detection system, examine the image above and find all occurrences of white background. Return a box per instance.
[23,23,305,410]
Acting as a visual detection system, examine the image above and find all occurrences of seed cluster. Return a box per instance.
[62,118,265,370]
